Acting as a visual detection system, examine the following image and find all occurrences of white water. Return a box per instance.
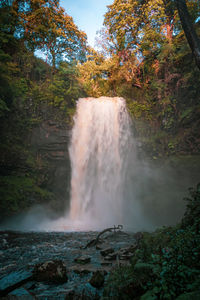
[68,97,134,229]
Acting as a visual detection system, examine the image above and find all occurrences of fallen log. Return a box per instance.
[84,225,123,249]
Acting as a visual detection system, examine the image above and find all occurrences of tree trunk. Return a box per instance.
[176,0,200,70]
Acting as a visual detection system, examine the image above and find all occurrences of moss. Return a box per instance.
[0,176,53,218]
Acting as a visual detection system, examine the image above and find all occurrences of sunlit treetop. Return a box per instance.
[4,0,87,67]
[103,0,199,59]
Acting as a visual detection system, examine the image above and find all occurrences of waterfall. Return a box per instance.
[0,96,188,232]
[68,97,135,229]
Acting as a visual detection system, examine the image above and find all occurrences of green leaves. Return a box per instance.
[103,184,200,299]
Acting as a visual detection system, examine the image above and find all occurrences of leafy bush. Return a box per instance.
[102,184,200,300]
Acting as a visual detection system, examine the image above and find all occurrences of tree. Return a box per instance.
[103,0,175,59]
[176,0,200,70]
[11,0,87,68]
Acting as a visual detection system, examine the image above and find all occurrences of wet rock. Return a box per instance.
[70,266,91,275]
[100,248,114,257]
[118,244,137,260]
[74,256,91,264]
[104,252,117,261]
[89,271,104,289]
[33,260,68,283]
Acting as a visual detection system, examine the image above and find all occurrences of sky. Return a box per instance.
[60,0,113,48]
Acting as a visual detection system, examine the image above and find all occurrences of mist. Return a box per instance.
[0,155,198,233]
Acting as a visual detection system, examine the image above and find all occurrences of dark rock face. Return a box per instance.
[31,121,71,212]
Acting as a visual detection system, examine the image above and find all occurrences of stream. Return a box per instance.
[0,229,138,299]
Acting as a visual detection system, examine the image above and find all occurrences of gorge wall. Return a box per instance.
[31,120,71,215]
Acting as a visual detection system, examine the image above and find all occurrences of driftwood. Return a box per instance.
[84,225,123,249]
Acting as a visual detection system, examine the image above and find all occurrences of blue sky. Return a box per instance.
[60,0,113,48]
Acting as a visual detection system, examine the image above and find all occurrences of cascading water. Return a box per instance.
[68,97,135,229]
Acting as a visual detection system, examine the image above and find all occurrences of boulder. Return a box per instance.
[89,271,105,289]
[33,260,68,283]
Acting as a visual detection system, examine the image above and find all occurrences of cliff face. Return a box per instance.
[31,121,71,214]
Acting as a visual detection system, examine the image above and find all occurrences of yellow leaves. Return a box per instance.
[104,0,178,59]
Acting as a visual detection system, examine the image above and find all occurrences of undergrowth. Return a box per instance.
[102,183,200,300]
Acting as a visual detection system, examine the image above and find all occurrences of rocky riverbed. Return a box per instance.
[0,229,139,299]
